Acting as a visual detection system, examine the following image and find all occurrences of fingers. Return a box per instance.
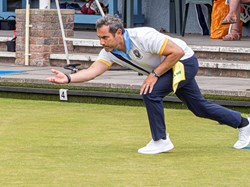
[149,83,154,93]
[47,69,58,83]
[47,75,57,83]
[47,76,56,83]
[140,83,150,95]
[51,69,60,75]
[140,75,158,95]
[140,82,153,95]
[47,69,66,84]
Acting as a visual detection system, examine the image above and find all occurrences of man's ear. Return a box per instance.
[116,28,123,36]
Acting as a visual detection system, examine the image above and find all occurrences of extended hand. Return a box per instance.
[140,74,158,95]
[47,69,69,84]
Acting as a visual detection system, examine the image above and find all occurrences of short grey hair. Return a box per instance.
[96,14,124,35]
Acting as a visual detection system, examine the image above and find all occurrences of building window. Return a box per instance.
[5,0,22,12]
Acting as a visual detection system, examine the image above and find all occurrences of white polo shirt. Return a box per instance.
[97,27,194,75]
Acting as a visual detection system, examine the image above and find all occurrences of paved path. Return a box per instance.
[0,63,249,97]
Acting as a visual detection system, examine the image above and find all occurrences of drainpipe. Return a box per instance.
[24,0,31,66]
[55,0,70,65]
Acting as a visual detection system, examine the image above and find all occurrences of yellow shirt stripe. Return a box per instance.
[159,38,168,55]
[97,58,112,69]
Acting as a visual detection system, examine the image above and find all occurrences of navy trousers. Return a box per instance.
[142,55,242,141]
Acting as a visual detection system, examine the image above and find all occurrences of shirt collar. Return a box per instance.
[112,30,131,58]
[123,30,131,53]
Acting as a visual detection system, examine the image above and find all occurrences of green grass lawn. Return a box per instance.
[0,98,249,187]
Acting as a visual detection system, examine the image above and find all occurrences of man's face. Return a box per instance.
[97,25,121,52]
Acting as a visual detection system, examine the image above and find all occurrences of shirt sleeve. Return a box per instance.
[96,49,114,69]
[139,28,168,55]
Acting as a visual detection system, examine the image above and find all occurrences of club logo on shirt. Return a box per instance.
[133,49,143,59]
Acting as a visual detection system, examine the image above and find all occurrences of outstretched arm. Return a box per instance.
[47,61,109,84]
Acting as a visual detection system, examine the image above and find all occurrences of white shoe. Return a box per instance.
[233,117,250,149]
[138,134,174,154]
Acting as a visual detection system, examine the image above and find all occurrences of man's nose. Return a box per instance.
[100,39,105,45]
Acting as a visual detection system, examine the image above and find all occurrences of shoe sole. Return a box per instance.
[138,144,174,154]
[233,120,250,149]
[233,139,250,149]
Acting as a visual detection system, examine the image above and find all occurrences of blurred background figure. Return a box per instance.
[221,0,250,40]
